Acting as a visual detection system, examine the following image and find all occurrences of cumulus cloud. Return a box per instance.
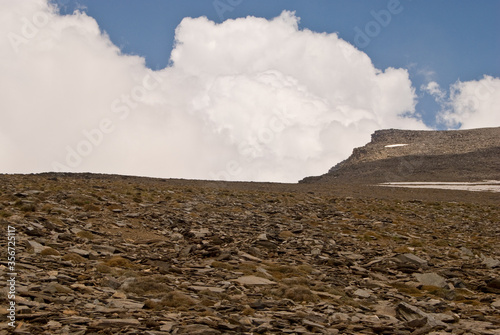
[422,76,500,129]
[437,76,500,129]
[0,0,428,182]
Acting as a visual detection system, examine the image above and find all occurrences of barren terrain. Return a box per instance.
[0,173,499,334]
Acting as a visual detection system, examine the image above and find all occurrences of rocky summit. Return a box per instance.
[301,127,500,184]
[0,172,499,334]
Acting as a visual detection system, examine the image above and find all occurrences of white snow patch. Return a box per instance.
[384,144,409,148]
[378,180,500,192]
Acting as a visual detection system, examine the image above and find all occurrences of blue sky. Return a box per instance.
[54,0,500,128]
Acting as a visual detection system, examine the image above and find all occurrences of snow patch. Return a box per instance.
[384,144,408,148]
[378,181,500,192]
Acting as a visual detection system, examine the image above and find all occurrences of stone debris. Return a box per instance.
[0,173,499,335]
[233,275,277,286]
[352,289,371,298]
[395,253,428,268]
[396,302,447,332]
[414,272,448,288]
[481,255,500,268]
[90,318,141,328]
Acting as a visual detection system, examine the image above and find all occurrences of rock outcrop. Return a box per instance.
[301,127,500,184]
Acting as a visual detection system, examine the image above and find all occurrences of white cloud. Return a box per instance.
[0,1,428,182]
[422,76,500,129]
[421,81,446,102]
[440,76,500,129]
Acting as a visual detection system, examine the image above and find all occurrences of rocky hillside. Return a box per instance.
[301,127,500,184]
[0,173,499,334]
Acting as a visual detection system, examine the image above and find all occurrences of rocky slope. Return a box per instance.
[301,127,500,184]
[0,173,499,334]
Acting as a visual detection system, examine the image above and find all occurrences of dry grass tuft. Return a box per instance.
[83,203,100,211]
[241,306,255,315]
[279,231,294,238]
[122,275,171,295]
[211,261,234,270]
[269,285,319,303]
[362,231,382,241]
[236,262,258,275]
[264,263,313,280]
[76,230,95,240]
[282,276,309,286]
[390,282,422,296]
[409,239,424,247]
[160,291,197,308]
[95,263,112,273]
[20,203,36,212]
[421,285,454,299]
[62,253,87,264]
[394,246,412,253]
[40,247,60,256]
[0,210,12,217]
[104,256,134,268]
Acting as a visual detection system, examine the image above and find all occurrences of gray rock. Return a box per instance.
[311,248,322,256]
[107,299,145,310]
[160,322,175,331]
[27,240,45,254]
[171,232,184,241]
[234,275,276,285]
[460,247,474,257]
[191,228,210,238]
[90,318,141,329]
[481,256,500,268]
[396,253,428,267]
[188,286,225,293]
[330,313,350,322]
[414,272,447,288]
[102,277,122,289]
[340,252,365,261]
[257,233,268,241]
[396,302,447,330]
[353,289,371,298]
[238,251,262,262]
[179,245,194,258]
[70,227,83,234]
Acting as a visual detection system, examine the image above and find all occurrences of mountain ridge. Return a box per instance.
[301,126,500,184]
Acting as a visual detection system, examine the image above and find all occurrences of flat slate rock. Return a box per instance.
[90,318,141,328]
[414,272,447,288]
[188,285,225,293]
[233,275,277,285]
